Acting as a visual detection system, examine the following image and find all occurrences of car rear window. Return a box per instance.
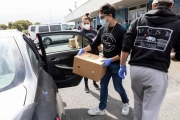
[31,26,36,32]
[39,26,49,32]
[50,25,61,32]
[0,38,25,92]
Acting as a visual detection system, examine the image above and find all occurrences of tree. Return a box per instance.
[0,24,8,30]
[22,30,28,35]
[8,20,33,31]
[34,22,41,25]
[8,22,13,29]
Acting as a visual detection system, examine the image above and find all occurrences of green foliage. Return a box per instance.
[0,24,9,30]
[2,20,41,32]
[22,30,28,35]
[8,22,13,29]
[7,20,33,31]
[34,22,41,25]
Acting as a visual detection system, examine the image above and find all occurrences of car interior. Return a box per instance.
[37,31,98,88]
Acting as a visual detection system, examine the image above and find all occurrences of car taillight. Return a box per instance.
[36,34,38,38]
[28,33,30,36]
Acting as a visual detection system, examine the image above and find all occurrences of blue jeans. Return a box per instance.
[99,63,129,110]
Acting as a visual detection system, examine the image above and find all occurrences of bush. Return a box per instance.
[22,30,28,35]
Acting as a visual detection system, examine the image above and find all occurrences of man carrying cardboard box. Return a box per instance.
[78,3,129,116]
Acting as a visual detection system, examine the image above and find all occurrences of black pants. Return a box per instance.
[84,77,96,86]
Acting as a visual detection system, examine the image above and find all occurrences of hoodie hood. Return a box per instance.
[144,7,178,25]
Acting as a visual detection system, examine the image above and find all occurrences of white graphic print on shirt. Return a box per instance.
[86,33,96,39]
[101,33,116,52]
[134,26,173,51]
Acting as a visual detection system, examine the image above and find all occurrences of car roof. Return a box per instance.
[0,30,18,38]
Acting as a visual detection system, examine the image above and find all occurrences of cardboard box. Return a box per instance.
[69,38,76,48]
[73,53,107,82]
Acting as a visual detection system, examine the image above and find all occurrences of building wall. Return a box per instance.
[172,0,180,14]
[74,0,180,30]
[116,8,128,25]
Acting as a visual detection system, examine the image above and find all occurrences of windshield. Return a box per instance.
[0,38,25,92]
[62,24,71,30]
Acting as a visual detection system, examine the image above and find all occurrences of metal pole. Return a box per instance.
[50,10,52,24]
[75,2,77,9]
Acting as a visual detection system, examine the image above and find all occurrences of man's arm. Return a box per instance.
[90,30,102,51]
[118,18,138,79]
[112,55,120,62]
[120,52,129,66]
[172,32,180,61]
[83,45,92,52]
[170,53,178,61]
[120,18,138,65]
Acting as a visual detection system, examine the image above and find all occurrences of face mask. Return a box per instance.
[84,24,90,30]
[100,18,109,27]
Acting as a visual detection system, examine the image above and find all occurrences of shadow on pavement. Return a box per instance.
[65,108,117,120]
[89,90,134,120]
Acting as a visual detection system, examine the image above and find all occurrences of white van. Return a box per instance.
[28,25,38,40]
[28,23,74,44]
[28,24,73,39]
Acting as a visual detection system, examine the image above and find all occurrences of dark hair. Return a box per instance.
[154,2,172,8]
[82,13,93,22]
[99,3,116,18]
[125,20,128,23]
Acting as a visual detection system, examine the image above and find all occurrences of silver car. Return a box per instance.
[0,30,97,120]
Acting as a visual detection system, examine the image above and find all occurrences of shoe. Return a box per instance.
[93,83,99,90]
[85,85,89,93]
[122,103,129,116]
[88,107,105,116]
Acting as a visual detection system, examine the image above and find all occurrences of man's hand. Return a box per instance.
[77,48,84,55]
[101,58,112,67]
[118,65,127,79]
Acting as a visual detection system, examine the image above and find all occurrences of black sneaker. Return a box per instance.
[93,83,99,90]
[85,85,90,93]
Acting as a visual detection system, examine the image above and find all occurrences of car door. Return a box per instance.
[37,31,98,88]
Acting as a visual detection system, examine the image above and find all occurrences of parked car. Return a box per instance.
[0,30,98,120]
[42,34,74,45]
[28,23,73,43]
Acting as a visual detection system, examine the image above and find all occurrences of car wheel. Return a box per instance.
[43,38,52,45]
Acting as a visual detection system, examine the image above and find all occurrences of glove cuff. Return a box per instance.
[109,58,113,62]
[120,65,126,68]
[81,48,84,52]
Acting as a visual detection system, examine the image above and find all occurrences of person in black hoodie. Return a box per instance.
[80,13,99,93]
[118,0,180,120]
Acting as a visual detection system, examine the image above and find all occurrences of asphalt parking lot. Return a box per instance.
[59,61,180,120]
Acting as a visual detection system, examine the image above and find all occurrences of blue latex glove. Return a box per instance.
[101,58,112,67]
[118,65,127,79]
[77,48,84,55]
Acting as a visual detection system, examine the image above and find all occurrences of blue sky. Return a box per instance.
[0,0,88,25]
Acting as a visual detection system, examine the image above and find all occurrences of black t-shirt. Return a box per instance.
[90,22,127,64]
[80,29,97,40]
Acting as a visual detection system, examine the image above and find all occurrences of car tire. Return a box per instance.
[43,38,52,45]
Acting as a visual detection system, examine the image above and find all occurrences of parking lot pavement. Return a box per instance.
[59,61,180,120]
